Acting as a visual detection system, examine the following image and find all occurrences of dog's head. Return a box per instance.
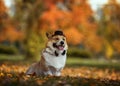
[46,30,68,51]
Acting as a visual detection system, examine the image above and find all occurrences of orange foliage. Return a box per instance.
[0,26,23,42]
[5,26,23,42]
[0,0,7,13]
[40,0,97,46]
[84,35,103,53]
[113,40,120,53]
[64,27,84,45]
[0,0,23,42]
[41,7,71,30]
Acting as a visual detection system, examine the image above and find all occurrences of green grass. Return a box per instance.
[0,54,120,70]
[66,57,120,70]
[0,54,24,61]
[0,54,120,71]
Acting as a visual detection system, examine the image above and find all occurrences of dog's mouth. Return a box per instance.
[53,43,64,50]
[57,45,64,50]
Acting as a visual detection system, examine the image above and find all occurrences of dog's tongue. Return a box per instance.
[58,46,64,50]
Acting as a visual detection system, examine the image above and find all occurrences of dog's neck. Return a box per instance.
[55,50,66,56]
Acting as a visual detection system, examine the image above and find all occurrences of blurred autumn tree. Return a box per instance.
[12,0,103,59]
[3,0,120,59]
[13,0,44,59]
[0,0,22,43]
[98,0,120,58]
[40,0,102,54]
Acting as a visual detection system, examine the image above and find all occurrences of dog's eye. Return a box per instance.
[63,38,65,41]
[55,38,59,40]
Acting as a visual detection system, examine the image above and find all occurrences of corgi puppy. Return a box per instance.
[26,30,68,76]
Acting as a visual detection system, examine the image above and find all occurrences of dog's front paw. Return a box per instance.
[44,71,53,76]
[54,72,61,76]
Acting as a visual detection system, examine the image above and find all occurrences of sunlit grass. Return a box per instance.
[0,54,24,61]
[66,57,120,70]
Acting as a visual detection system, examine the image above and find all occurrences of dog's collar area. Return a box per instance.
[55,50,66,57]
[43,46,66,57]
[62,50,66,55]
[55,51,59,56]
[43,49,54,56]
[43,49,65,57]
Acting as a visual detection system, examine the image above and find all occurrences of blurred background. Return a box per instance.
[0,0,120,60]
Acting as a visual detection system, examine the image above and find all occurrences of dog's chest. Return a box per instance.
[42,52,66,68]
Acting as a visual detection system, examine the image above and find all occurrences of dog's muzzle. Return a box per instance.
[53,41,65,50]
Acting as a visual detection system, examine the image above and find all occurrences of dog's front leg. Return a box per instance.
[54,72,61,76]
[55,67,63,76]
[44,70,53,76]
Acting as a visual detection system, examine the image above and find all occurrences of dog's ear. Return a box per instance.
[46,32,53,39]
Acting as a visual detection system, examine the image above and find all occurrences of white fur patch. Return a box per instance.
[42,50,67,69]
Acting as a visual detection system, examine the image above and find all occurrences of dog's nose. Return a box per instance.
[60,41,64,45]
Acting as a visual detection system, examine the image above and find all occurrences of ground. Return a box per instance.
[0,55,120,86]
